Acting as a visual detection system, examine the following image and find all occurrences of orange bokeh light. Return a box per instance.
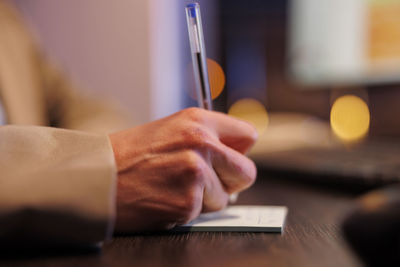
[186,58,226,101]
[207,58,226,100]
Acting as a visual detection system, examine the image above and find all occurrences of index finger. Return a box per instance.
[205,110,258,154]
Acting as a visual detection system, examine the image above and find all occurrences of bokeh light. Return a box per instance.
[186,58,225,101]
[207,58,226,100]
[330,95,370,142]
[228,98,269,135]
[360,191,388,212]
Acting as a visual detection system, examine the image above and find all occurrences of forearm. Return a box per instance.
[0,125,117,247]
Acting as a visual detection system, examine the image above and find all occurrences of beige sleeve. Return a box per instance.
[3,0,134,133]
[0,125,117,247]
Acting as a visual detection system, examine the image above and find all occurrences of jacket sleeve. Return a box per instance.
[0,0,134,133]
[0,125,117,247]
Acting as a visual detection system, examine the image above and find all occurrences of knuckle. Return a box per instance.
[185,192,200,215]
[234,160,258,192]
[247,160,258,185]
[179,124,213,150]
[181,107,206,123]
[222,159,257,194]
[176,191,202,223]
[182,151,206,184]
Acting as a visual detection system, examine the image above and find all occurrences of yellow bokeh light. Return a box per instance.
[330,95,370,142]
[207,58,226,100]
[228,98,269,135]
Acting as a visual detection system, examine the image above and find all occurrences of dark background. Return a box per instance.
[218,0,400,137]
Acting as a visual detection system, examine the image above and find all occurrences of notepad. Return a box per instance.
[173,205,288,232]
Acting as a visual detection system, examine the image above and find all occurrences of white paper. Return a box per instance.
[173,205,288,232]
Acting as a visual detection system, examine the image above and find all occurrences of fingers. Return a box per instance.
[175,108,258,194]
[163,150,230,220]
[157,148,251,215]
[161,150,233,214]
[209,142,257,194]
[113,108,258,232]
[206,110,258,154]
[177,108,258,154]
[195,152,230,212]
[188,134,257,195]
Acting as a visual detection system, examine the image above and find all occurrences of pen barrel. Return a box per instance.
[186,3,238,203]
[186,3,212,110]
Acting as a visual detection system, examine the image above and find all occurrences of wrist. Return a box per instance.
[108,132,123,173]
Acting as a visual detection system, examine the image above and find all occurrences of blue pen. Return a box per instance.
[186,3,238,203]
[185,3,213,110]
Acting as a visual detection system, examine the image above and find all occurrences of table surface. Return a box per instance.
[0,172,364,267]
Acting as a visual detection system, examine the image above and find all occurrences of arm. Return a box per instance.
[0,108,257,246]
[0,125,117,247]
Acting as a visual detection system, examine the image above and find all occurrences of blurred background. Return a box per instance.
[9,0,218,124]
[8,0,400,138]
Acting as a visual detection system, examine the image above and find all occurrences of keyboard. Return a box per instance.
[251,139,400,189]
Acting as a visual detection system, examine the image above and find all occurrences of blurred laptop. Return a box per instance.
[250,0,400,189]
[249,112,400,189]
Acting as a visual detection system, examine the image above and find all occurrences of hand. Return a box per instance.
[109,108,257,232]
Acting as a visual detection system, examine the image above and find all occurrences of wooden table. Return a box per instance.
[0,171,364,267]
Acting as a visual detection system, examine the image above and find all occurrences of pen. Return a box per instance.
[186,3,238,203]
[185,2,213,110]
